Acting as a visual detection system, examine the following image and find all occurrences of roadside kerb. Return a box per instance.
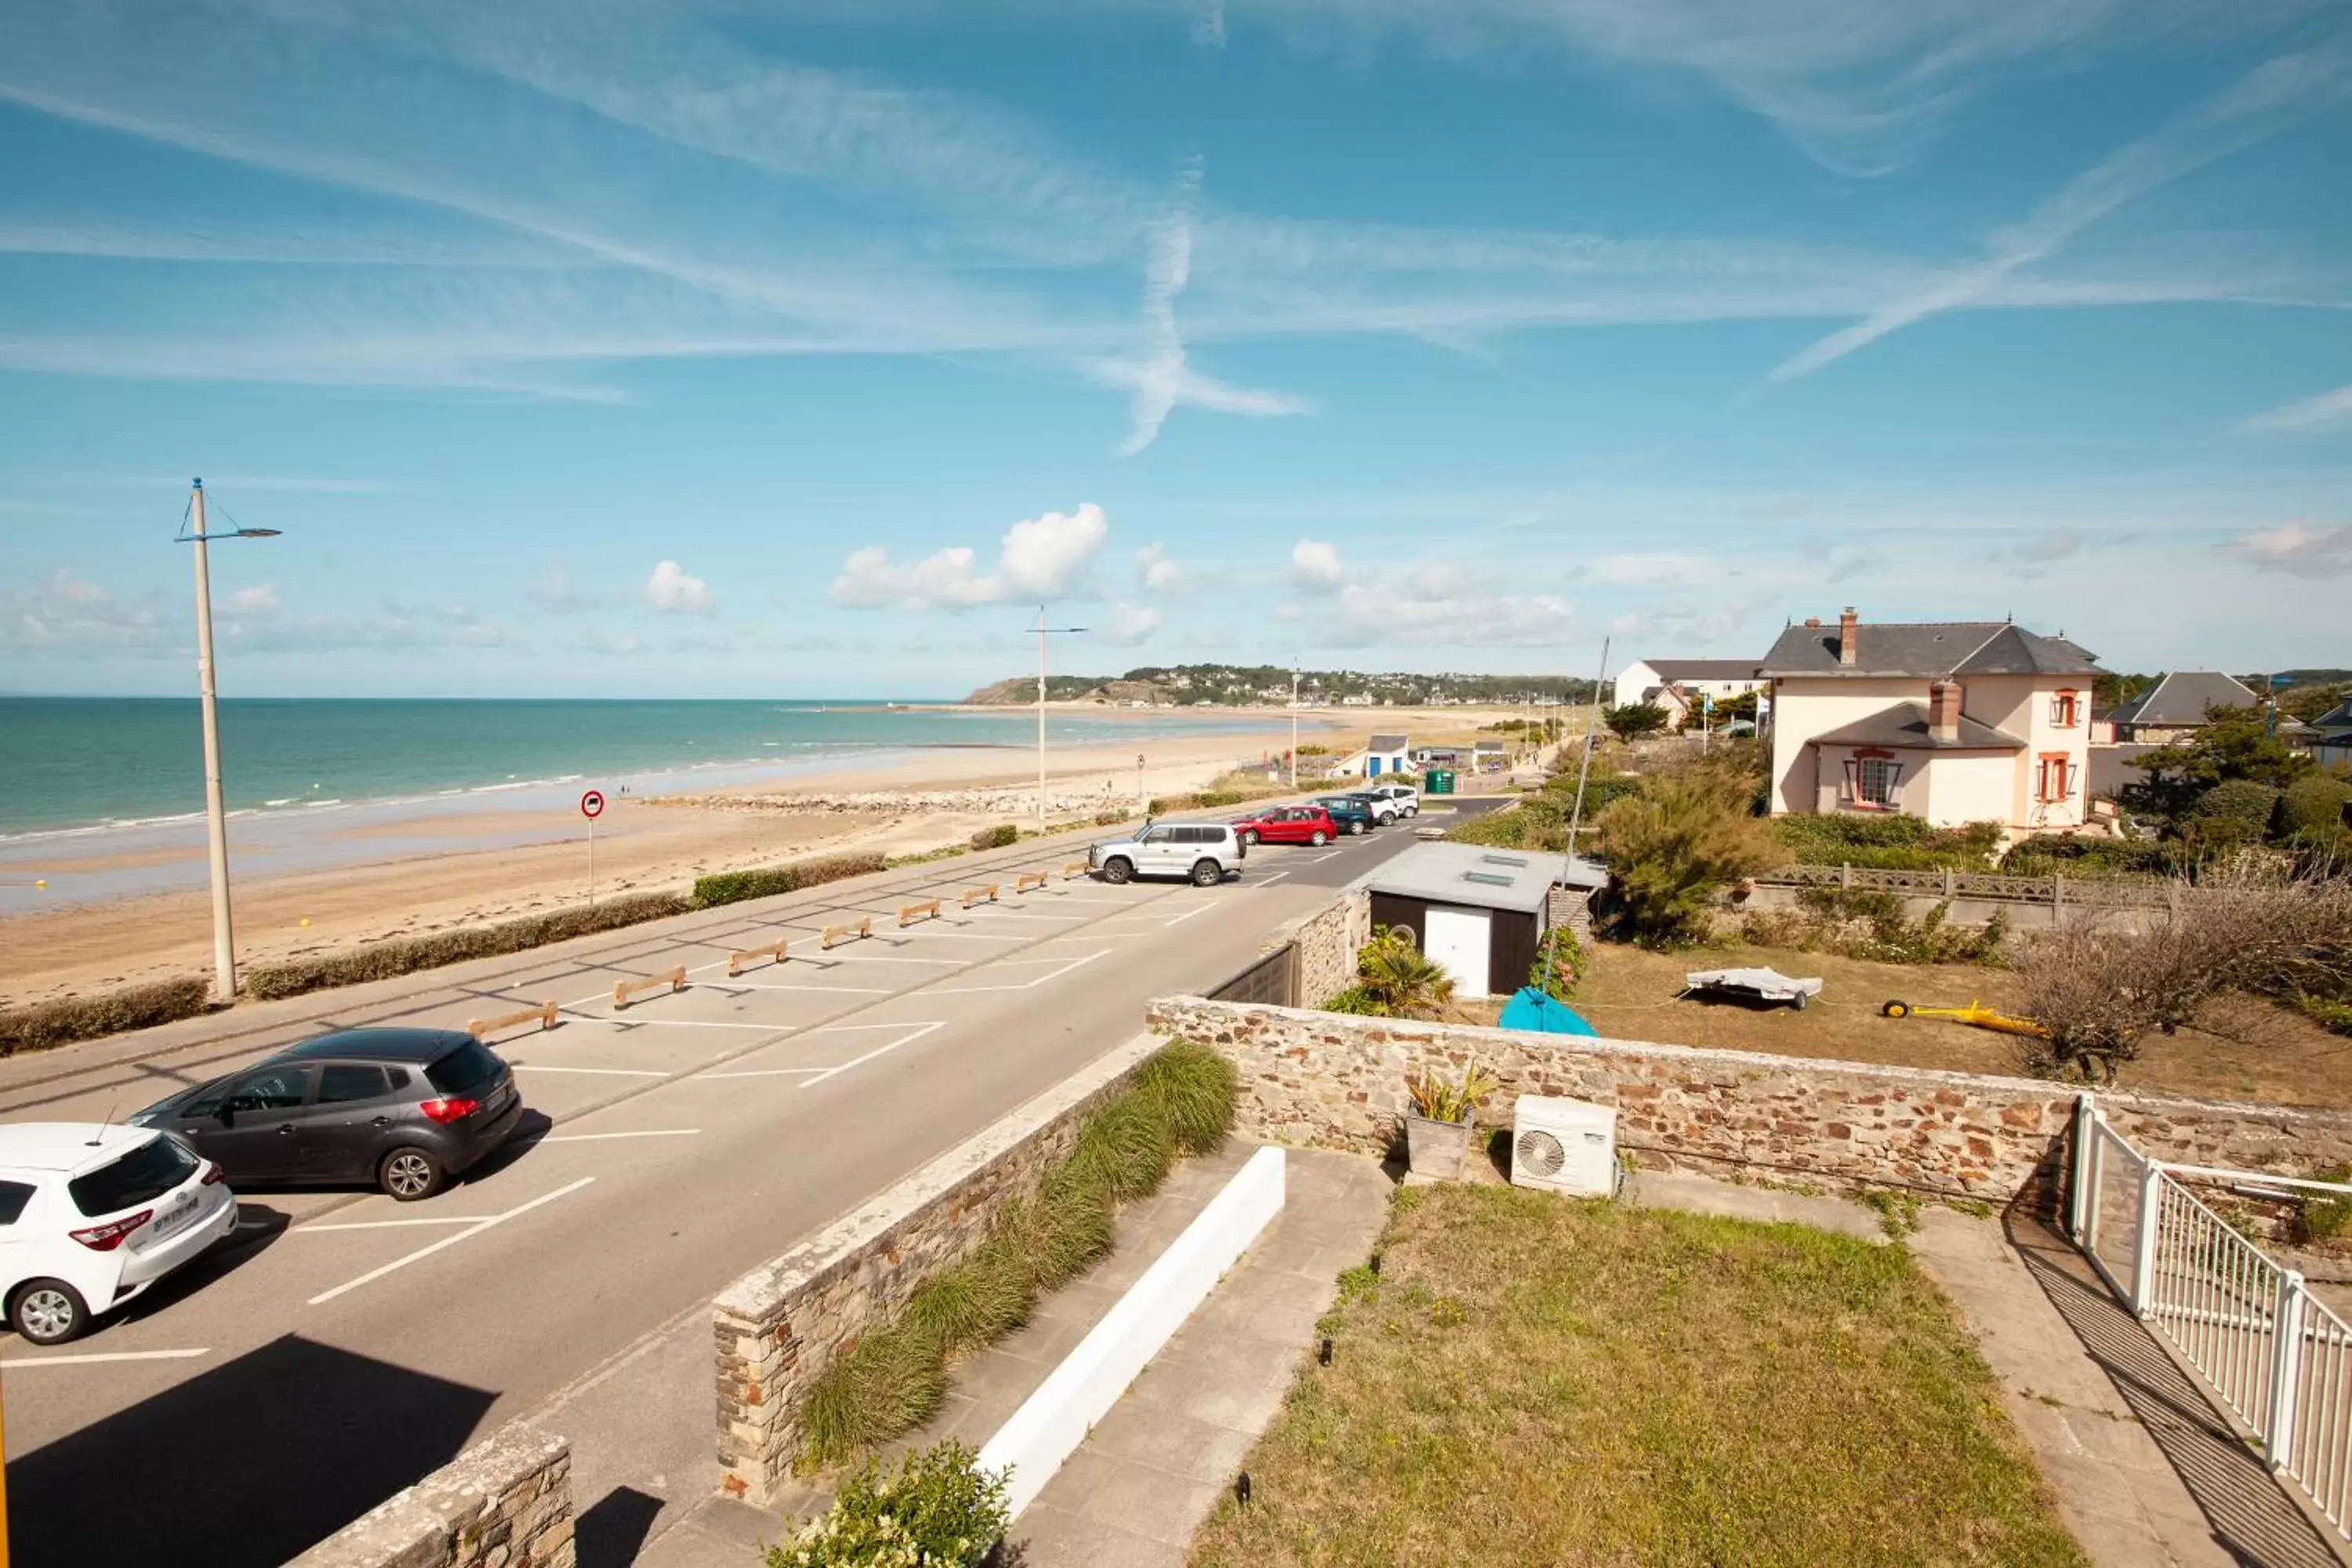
[820,917,872,949]
[610,966,688,1010]
[467,1001,559,1042]
[725,938,789,978]
[713,1033,1164,1504]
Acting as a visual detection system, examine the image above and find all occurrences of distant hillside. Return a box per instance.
[962,663,1599,707]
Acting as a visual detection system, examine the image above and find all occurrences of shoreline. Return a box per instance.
[1,702,1530,1007]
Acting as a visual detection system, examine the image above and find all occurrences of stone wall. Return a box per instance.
[1546,884,1594,942]
[288,1423,573,1568]
[713,1033,1163,1504]
[1145,997,2352,1203]
[1288,888,1369,1009]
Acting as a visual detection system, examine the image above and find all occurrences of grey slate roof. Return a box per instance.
[1646,658,1763,681]
[1809,701,2025,752]
[1760,619,2100,679]
[2314,699,2352,735]
[1367,733,1410,752]
[2109,671,2257,728]
[1356,841,1567,916]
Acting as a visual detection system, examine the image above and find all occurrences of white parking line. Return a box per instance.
[308,1177,595,1307]
[926,949,1110,995]
[801,1022,948,1088]
[303,1215,495,1232]
[539,1129,702,1143]
[0,1348,212,1368]
[711,982,893,994]
[700,1066,826,1080]
[1252,871,1291,887]
[1163,904,1215,927]
[512,1065,670,1078]
[811,953,964,965]
[563,1017,786,1032]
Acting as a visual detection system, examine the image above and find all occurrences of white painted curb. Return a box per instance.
[978,1144,1287,1519]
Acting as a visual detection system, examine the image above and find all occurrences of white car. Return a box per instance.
[1363,783,1421,816]
[0,1123,238,1345]
[1087,822,1245,886]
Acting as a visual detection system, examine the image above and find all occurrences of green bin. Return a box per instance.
[1425,768,1456,795]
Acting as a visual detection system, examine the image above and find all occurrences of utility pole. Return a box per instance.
[1289,662,1300,789]
[1031,607,1087,830]
[178,480,279,1004]
[1563,638,1611,865]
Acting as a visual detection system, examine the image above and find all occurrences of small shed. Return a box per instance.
[1359,842,1569,998]
[1363,733,1411,776]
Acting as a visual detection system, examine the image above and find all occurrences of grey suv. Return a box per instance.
[132,1028,524,1202]
[1088,822,1244,886]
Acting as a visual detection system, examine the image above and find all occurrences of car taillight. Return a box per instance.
[419,1097,480,1124]
[71,1210,154,1251]
[200,1161,227,1185]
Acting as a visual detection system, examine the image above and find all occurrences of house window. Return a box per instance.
[2049,690,2081,728]
[1842,755,1902,808]
[2037,753,2073,804]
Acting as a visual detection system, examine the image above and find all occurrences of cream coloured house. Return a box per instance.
[1763,608,2101,834]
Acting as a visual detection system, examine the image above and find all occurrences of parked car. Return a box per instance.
[1088,822,1244,885]
[1363,782,1421,816]
[131,1029,524,1203]
[0,1123,238,1345]
[1231,805,1339,847]
[1340,790,1404,826]
[1311,795,1379,834]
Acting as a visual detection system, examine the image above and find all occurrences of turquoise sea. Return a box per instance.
[0,697,1228,839]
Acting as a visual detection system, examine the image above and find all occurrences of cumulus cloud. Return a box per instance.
[830,503,1110,609]
[0,568,174,655]
[1099,603,1163,646]
[645,560,715,614]
[1290,539,1345,592]
[1135,541,1187,593]
[2219,520,2352,576]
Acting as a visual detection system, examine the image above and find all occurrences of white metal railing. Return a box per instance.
[2067,1095,2352,1541]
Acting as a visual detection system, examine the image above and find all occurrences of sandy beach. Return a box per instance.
[2,705,1537,1006]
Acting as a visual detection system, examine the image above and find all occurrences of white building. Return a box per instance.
[1613,658,1766,712]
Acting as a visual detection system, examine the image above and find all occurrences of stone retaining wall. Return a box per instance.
[712,1034,1163,1504]
[1145,997,2352,1203]
[1289,889,1369,1010]
[288,1423,573,1568]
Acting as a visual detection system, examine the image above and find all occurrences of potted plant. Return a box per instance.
[1404,1062,1498,1179]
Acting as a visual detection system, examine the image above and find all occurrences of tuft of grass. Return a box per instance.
[1190,1184,2085,1568]
[800,1324,949,1468]
[1063,1094,1175,1203]
[903,1250,1035,1356]
[1132,1040,1238,1158]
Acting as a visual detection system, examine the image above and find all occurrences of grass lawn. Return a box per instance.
[1470,939,2352,1110]
[1188,1185,2083,1568]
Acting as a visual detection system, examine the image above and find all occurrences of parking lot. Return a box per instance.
[0,803,1490,1566]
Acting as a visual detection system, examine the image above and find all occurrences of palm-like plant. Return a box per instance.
[1356,927,1457,1018]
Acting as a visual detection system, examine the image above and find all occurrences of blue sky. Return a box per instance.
[0,1,2347,698]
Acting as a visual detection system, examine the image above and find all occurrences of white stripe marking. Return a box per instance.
[801,1022,949,1088]
[538,1129,701,1143]
[307,1177,595,1306]
[927,949,1110,995]
[710,982,892,994]
[1163,904,1214,927]
[512,1065,670,1078]
[564,1018,786,1032]
[1251,871,1290,887]
[1,1348,211,1368]
[702,1067,827,1080]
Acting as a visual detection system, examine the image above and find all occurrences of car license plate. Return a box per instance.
[151,1194,200,1239]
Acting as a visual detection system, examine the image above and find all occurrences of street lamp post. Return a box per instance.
[1031,607,1087,831]
[1289,662,1300,789]
[177,478,281,1003]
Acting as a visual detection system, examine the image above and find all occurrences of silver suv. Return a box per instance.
[1088,822,1243,886]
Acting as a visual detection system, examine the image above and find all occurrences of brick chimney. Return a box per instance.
[1928,680,1962,742]
[1838,606,1858,667]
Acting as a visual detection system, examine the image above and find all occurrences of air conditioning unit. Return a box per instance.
[1510,1094,1617,1197]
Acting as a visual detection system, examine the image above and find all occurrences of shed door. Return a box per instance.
[1423,905,1494,998]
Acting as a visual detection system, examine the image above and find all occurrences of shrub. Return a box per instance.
[967,823,1020,851]
[1322,984,1389,1015]
[1063,1094,1174,1203]
[1015,1178,1116,1292]
[1770,815,2003,872]
[2183,779,2282,851]
[1603,702,1671,739]
[904,1251,1033,1356]
[772,1441,1009,1568]
[1094,808,1127,826]
[800,1323,950,1467]
[1528,924,1584,1000]
[0,977,213,1057]
[1999,834,2179,880]
[248,891,692,1000]
[2296,993,2352,1037]
[1592,771,1777,948]
[1132,1040,1237,1157]
[692,851,887,909]
[2302,1166,2352,1244]
[1352,926,1458,1018]
[2279,774,2352,837]
[1781,889,2009,965]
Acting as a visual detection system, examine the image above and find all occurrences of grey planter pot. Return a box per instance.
[1405,1112,1472,1180]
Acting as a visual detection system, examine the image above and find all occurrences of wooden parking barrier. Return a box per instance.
[1014,872,1049,893]
[726,938,789,978]
[1063,859,1091,879]
[612,964,688,1009]
[822,916,873,949]
[960,883,1000,908]
[898,898,942,927]
[466,1000,557,1040]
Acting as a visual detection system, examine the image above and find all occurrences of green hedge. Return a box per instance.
[690,851,887,909]
[0,977,213,1058]
[967,823,1020,851]
[1769,814,2003,871]
[247,891,694,1000]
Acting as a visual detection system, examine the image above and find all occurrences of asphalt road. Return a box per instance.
[0,800,1496,1566]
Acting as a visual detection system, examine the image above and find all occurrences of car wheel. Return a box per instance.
[1101,856,1134,885]
[1310,829,1329,847]
[11,1279,90,1345]
[380,1145,448,1203]
[1239,829,1258,846]
[1190,858,1222,887]
[1349,821,1367,836]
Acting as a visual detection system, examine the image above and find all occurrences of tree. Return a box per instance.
[1603,702,1671,740]
[1591,769,1777,947]
[2125,704,2310,825]
[1704,689,1759,727]
[2280,681,2350,724]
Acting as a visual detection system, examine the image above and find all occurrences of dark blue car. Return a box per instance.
[1311,795,1377,834]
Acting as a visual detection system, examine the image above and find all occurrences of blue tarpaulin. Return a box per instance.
[1497,988,1599,1035]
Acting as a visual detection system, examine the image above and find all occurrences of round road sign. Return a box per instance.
[580,789,606,819]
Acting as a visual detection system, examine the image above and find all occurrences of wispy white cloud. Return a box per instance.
[1135,542,1189,593]
[829,503,1111,610]
[1324,578,1574,648]
[645,560,715,614]
[1769,34,2352,381]
[2218,519,2352,575]
[2242,383,2352,434]
[1099,603,1164,645]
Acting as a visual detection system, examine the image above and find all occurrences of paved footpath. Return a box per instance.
[0,814,1483,1568]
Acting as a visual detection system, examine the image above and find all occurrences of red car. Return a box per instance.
[1232,805,1338,847]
